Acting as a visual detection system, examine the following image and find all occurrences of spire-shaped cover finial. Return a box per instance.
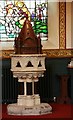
[15,18,42,54]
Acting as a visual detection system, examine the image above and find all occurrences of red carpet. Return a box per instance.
[2,103,73,120]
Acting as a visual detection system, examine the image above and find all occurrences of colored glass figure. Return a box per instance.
[0,0,48,42]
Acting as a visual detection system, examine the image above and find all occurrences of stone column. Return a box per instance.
[32,81,34,95]
[24,81,27,96]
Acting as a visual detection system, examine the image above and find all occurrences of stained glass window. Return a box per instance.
[0,0,48,49]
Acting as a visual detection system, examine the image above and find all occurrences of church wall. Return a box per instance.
[2,57,73,104]
[42,2,59,49]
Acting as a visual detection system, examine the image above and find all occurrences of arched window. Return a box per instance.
[0,0,48,49]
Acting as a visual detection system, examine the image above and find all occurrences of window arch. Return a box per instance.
[0,0,48,49]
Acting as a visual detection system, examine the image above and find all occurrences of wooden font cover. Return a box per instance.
[15,17,42,54]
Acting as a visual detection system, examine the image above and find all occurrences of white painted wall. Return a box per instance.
[42,2,59,49]
[66,2,71,49]
[66,2,73,49]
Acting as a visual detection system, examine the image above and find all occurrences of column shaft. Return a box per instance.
[32,81,34,95]
[24,81,27,96]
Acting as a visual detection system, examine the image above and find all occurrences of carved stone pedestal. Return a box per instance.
[7,54,52,115]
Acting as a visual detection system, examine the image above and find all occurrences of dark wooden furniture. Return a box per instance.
[57,74,71,104]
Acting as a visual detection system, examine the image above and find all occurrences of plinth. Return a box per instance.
[7,54,52,115]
